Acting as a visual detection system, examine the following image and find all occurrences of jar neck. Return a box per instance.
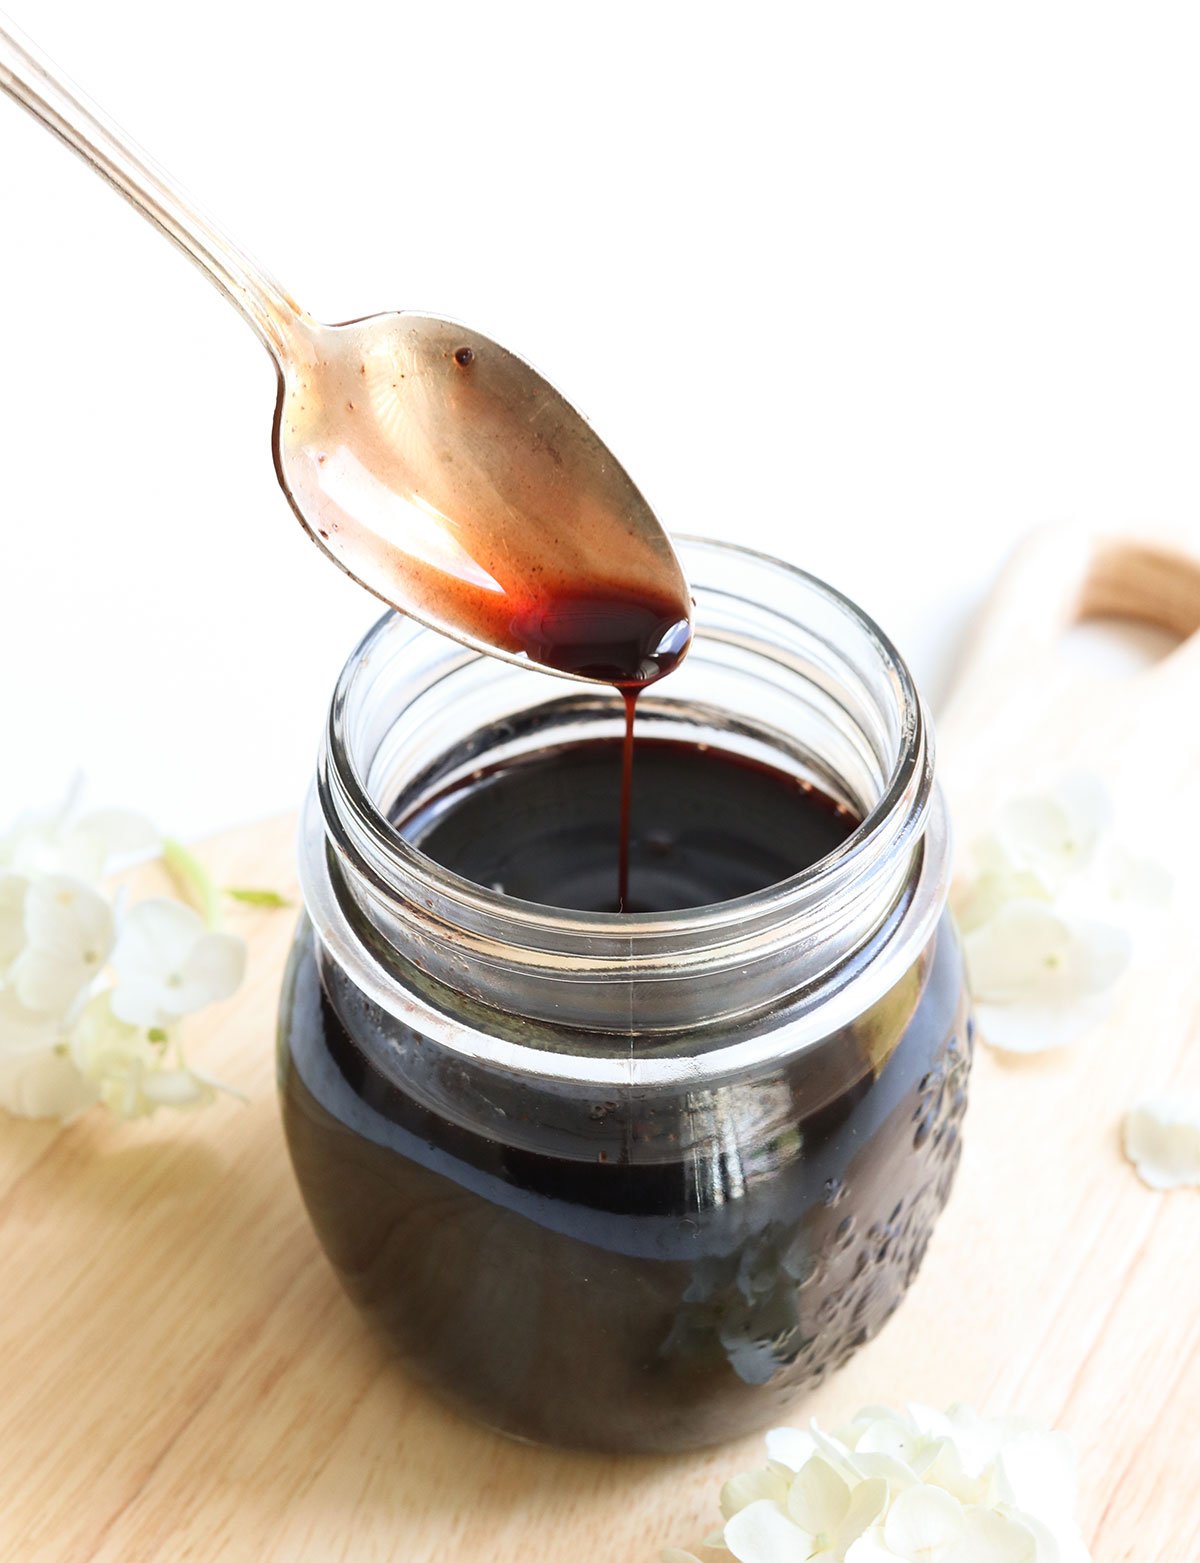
[301,539,949,1043]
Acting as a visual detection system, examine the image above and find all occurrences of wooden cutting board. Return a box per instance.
[2,526,1198,1563]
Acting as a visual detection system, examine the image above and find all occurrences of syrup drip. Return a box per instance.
[618,691,637,911]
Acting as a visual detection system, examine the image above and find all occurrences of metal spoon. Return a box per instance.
[0,14,692,685]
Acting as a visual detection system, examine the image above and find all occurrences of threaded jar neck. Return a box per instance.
[300,538,949,1071]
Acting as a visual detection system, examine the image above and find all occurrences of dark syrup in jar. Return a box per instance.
[279,741,972,1451]
[397,737,856,913]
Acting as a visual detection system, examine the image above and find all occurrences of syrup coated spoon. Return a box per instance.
[0,15,692,686]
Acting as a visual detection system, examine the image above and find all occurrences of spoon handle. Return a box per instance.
[0,12,300,363]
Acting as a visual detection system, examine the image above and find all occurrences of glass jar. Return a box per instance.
[277,538,972,1454]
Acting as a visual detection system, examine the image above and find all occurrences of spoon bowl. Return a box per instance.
[274,312,692,681]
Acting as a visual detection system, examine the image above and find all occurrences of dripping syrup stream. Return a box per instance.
[617,689,638,911]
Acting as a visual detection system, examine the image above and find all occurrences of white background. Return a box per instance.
[2,1,1198,840]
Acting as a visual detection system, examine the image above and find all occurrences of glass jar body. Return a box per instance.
[278,911,969,1453]
[278,540,972,1452]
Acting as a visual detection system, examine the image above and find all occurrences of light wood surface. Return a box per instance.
[2,525,1198,1562]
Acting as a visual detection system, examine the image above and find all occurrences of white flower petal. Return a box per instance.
[111,900,244,1025]
[974,992,1119,1055]
[0,873,29,972]
[0,1046,97,1119]
[1102,846,1173,913]
[11,948,93,1016]
[724,1500,814,1563]
[721,1466,790,1521]
[14,876,114,1015]
[996,1432,1078,1525]
[964,901,1130,1007]
[787,1455,851,1535]
[906,1405,954,1440]
[964,896,1132,1054]
[1050,773,1111,839]
[971,831,1019,877]
[963,902,1074,1001]
[947,1509,1039,1563]
[113,898,205,981]
[944,1405,1035,1477]
[955,865,1049,936]
[883,1485,966,1557]
[0,985,63,1055]
[851,1451,926,1490]
[108,975,171,1029]
[806,1423,864,1487]
[0,815,62,878]
[59,808,161,881]
[67,994,207,1119]
[139,1069,213,1109]
[846,1533,906,1563]
[1000,796,1078,867]
[997,775,1110,883]
[173,931,245,1014]
[839,1405,919,1447]
[1017,1509,1092,1563]
[68,992,147,1073]
[839,1478,890,1551]
[855,1413,930,1467]
[1122,1097,1200,1190]
[765,1427,818,1472]
[23,875,114,965]
[1070,920,1133,995]
[0,776,83,875]
[919,1440,992,1506]
[669,1405,1091,1563]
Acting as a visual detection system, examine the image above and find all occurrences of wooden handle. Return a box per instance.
[937,522,1200,830]
[941,523,1200,733]
[1083,534,1200,637]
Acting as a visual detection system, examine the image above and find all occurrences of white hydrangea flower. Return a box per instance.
[110,899,245,1029]
[69,993,217,1120]
[765,1427,819,1472]
[0,1045,98,1119]
[986,775,1109,892]
[1099,845,1173,916]
[0,776,83,876]
[0,983,61,1055]
[1122,1097,1200,1190]
[0,783,244,1124]
[0,778,160,884]
[723,1463,888,1563]
[962,900,1131,1053]
[849,1496,1044,1562]
[9,874,115,1018]
[954,775,1168,1054]
[0,872,29,974]
[667,1403,1091,1563]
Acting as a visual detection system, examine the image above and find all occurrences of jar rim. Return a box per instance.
[300,535,951,1072]
[322,535,930,939]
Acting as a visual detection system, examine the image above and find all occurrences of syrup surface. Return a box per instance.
[397,738,858,913]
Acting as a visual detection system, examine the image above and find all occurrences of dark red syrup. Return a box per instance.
[395,738,858,913]
[279,740,972,1451]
